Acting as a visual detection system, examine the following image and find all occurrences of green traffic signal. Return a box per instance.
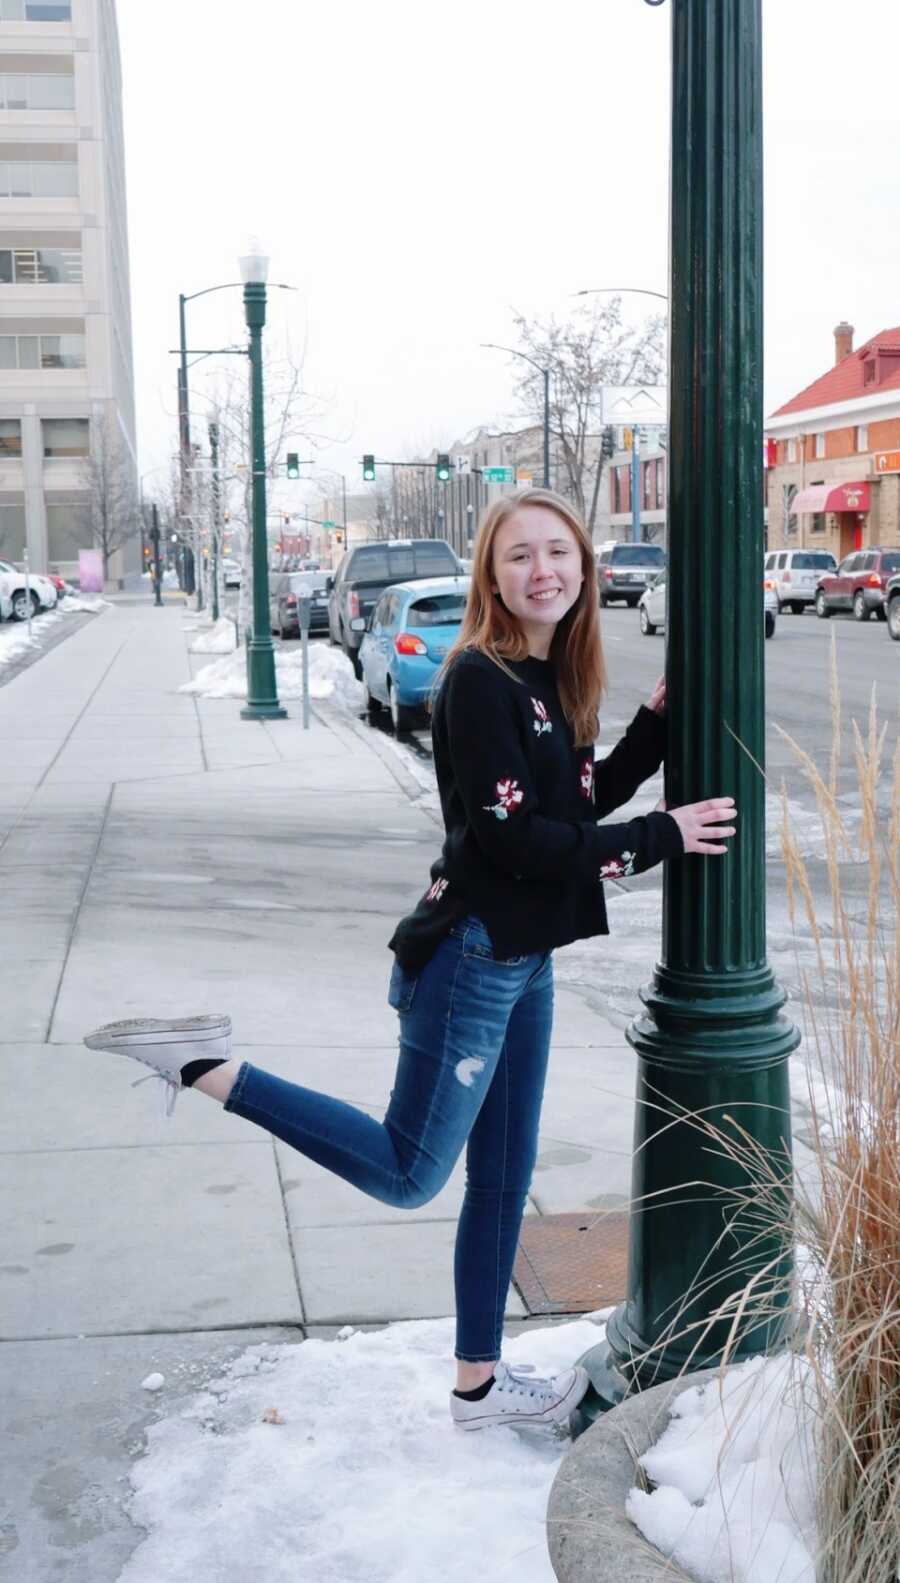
[362,454,376,482]
[286,452,300,479]
[436,453,451,482]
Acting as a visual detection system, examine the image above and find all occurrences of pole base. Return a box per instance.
[570,1331,631,1438]
[240,704,288,720]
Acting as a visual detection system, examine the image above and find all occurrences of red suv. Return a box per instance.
[814,547,900,622]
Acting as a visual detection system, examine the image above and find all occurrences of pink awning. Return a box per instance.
[790,480,870,514]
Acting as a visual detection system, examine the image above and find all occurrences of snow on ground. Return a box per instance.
[119,1315,606,1583]
[627,1353,818,1583]
[180,641,365,713]
[0,593,107,671]
[188,616,239,654]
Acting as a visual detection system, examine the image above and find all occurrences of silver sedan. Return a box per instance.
[638,572,777,639]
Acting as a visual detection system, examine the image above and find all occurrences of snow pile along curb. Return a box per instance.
[180,642,365,713]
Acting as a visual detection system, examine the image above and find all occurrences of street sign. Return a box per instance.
[322,519,337,529]
[453,454,471,476]
[483,466,514,483]
[874,451,900,474]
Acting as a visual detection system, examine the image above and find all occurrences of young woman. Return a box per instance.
[84,488,736,1433]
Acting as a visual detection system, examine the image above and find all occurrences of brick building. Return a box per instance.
[765,322,900,559]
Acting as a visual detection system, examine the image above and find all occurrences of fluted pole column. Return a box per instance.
[575,0,798,1430]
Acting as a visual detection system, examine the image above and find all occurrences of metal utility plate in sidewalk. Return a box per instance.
[513,1211,629,1315]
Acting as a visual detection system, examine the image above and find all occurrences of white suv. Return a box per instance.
[0,559,59,621]
[763,548,836,614]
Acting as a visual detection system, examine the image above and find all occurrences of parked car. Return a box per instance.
[762,548,837,613]
[814,547,900,621]
[639,571,777,639]
[595,541,666,607]
[0,587,11,622]
[269,570,330,639]
[356,576,470,733]
[328,538,463,674]
[0,559,58,621]
[222,557,242,589]
[885,572,900,642]
[48,574,69,599]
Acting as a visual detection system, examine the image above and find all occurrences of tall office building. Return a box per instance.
[0,0,136,583]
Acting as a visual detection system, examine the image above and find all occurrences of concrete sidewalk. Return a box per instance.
[3,598,669,1580]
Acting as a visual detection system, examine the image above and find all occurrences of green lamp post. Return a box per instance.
[239,242,287,722]
[574,0,798,1430]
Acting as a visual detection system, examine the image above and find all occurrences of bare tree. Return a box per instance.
[65,419,140,579]
[510,298,666,531]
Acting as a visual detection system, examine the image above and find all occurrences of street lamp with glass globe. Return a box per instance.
[239,242,286,720]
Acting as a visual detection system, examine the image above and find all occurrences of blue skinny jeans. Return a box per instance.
[225,914,554,1361]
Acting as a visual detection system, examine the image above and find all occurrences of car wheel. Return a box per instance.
[888,598,900,642]
[853,590,870,622]
[790,601,805,616]
[639,605,656,636]
[876,604,887,622]
[342,639,362,679]
[11,589,40,621]
[815,590,831,619]
[388,682,416,735]
[364,682,383,721]
[599,593,609,608]
[765,610,775,639]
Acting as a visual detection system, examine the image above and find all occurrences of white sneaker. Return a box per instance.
[450,1361,589,1432]
[83,1015,232,1115]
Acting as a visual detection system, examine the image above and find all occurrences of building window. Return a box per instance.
[0,246,82,284]
[643,459,653,508]
[46,498,87,559]
[43,416,87,456]
[656,458,665,509]
[0,418,21,455]
[787,439,798,463]
[856,424,868,452]
[0,1,71,15]
[0,501,25,559]
[0,160,77,198]
[814,432,825,458]
[0,73,74,111]
[0,331,85,368]
[810,513,826,535]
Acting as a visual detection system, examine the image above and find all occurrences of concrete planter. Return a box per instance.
[547,1370,720,1582]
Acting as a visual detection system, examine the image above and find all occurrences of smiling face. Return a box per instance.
[490,505,585,657]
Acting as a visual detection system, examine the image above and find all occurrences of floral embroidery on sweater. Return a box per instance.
[483,778,525,821]
[580,758,594,799]
[599,851,636,880]
[531,697,553,735]
[425,877,449,903]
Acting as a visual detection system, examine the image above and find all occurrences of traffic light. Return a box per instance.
[601,425,615,459]
[286,452,300,479]
[362,454,376,482]
[436,453,451,482]
[334,530,344,546]
[622,427,633,451]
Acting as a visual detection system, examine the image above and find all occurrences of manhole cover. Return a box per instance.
[513,1211,630,1315]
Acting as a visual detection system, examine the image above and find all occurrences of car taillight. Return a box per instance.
[783,571,791,582]
[285,595,298,606]
[395,632,427,656]
[603,567,613,579]
[763,578,776,590]
[867,574,883,588]
[348,591,360,619]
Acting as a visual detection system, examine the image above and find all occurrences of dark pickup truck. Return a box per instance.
[327,538,462,672]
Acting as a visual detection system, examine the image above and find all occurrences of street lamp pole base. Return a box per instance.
[240,703,288,720]
[241,637,287,720]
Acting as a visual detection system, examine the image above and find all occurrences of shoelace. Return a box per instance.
[495,1363,557,1404]
[132,1071,180,1118]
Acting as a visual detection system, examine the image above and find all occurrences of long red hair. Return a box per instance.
[441,488,606,746]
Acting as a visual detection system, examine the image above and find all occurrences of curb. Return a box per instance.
[547,1371,720,1582]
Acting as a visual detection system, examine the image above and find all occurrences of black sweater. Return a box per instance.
[388,649,683,969]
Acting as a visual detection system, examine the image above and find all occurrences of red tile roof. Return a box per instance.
[771,327,900,417]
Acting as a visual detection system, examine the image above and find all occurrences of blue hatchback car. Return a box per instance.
[356,575,470,732]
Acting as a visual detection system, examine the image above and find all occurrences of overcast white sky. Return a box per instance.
[118,0,900,507]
